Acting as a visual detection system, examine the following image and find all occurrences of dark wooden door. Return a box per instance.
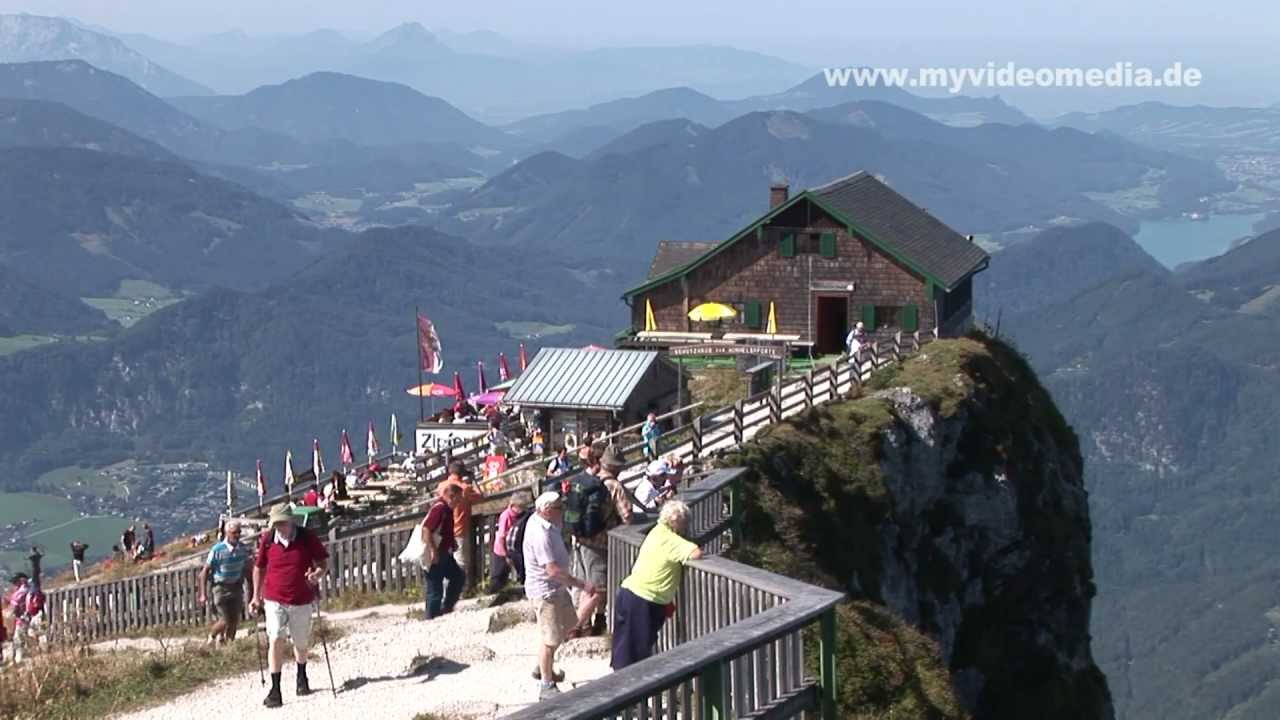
[815,295,848,355]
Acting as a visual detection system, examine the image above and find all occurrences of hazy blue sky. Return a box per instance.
[4,0,1278,110]
[7,0,1277,48]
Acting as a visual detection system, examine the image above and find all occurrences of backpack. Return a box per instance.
[503,510,534,582]
[564,473,609,538]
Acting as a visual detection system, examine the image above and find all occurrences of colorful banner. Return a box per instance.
[417,311,443,373]
[483,454,508,480]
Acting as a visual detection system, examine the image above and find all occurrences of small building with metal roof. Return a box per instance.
[505,347,680,450]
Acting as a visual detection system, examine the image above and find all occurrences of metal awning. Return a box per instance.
[504,348,660,410]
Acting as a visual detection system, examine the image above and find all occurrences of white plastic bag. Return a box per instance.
[398,523,429,568]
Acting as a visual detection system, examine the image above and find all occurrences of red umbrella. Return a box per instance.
[406,383,457,397]
[477,361,488,394]
[518,343,528,371]
[498,353,511,382]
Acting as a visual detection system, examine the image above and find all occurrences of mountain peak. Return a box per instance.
[366,21,446,53]
[0,13,211,96]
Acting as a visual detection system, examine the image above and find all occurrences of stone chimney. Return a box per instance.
[769,182,790,209]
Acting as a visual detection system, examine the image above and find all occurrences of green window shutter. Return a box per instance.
[779,232,795,258]
[744,300,762,328]
[903,304,919,332]
[819,232,837,258]
[861,305,876,330]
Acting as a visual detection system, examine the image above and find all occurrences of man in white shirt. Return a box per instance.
[846,321,867,356]
[522,491,597,699]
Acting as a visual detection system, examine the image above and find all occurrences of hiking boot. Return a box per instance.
[538,683,562,700]
[531,666,565,682]
[263,686,283,708]
[296,673,313,696]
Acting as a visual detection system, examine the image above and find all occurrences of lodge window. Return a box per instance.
[779,231,837,258]
[861,304,920,332]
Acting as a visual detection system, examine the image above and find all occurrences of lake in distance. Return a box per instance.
[1134,213,1265,269]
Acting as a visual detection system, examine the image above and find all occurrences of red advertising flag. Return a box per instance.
[340,429,354,466]
[518,343,528,371]
[477,361,488,394]
[367,420,380,460]
[498,353,511,382]
[417,311,443,373]
[312,438,324,480]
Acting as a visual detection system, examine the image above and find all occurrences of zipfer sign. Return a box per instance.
[669,343,787,359]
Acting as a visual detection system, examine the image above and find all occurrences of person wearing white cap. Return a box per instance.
[635,460,678,511]
[522,491,597,699]
[846,321,867,357]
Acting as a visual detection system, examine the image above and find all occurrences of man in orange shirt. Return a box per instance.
[437,471,485,571]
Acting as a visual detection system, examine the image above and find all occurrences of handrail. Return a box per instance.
[504,467,843,720]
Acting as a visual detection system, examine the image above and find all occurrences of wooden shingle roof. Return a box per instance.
[809,172,989,289]
[624,170,989,298]
[647,241,718,280]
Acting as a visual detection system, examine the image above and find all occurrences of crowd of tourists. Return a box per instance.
[398,439,701,699]
[2,410,705,709]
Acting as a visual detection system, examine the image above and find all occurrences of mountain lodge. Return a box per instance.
[621,172,990,354]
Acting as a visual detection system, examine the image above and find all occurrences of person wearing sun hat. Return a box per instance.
[523,491,597,699]
[249,503,329,708]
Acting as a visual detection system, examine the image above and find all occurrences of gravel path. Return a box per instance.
[111,599,612,720]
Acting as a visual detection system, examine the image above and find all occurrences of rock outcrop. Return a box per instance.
[729,335,1114,719]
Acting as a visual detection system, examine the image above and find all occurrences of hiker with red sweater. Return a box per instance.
[421,483,466,619]
[249,504,329,709]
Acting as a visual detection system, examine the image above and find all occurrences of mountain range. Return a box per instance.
[170,72,513,148]
[0,13,209,96]
[979,223,1280,719]
[0,146,343,296]
[508,75,1033,156]
[0,61,503,207]
[0,225,618,483]
[0,263,111,336]
[443,107,1228,277]
[95,21,815,121]
[1054,101,1280,156]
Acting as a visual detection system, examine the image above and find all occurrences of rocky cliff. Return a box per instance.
[727,335,1114,719]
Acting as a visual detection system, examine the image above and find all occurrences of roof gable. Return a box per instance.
[624,171,989,298]
[809,172,990,289]
[647,240,718,280]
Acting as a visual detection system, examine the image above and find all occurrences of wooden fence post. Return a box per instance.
[803,371,814,408]
[692,415,704,459]
[769,389,781,423]
[700,659,730,720]
[732,401,744,445]
[893,332,902,363]
[820,607,838,719]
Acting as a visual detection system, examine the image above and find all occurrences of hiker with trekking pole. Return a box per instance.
[249,503,333,708]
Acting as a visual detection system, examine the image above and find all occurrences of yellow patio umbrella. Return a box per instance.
[688,302,737,322]
[644,298,657,332]
[766,301,778,334]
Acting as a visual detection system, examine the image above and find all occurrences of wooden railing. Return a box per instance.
[43,330,932,644]
[506,468,843,720]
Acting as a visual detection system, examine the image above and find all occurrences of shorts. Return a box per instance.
[211,585,244,623]
[264,599,313,649]
[532,588,578,647]
[574,542,608,589]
